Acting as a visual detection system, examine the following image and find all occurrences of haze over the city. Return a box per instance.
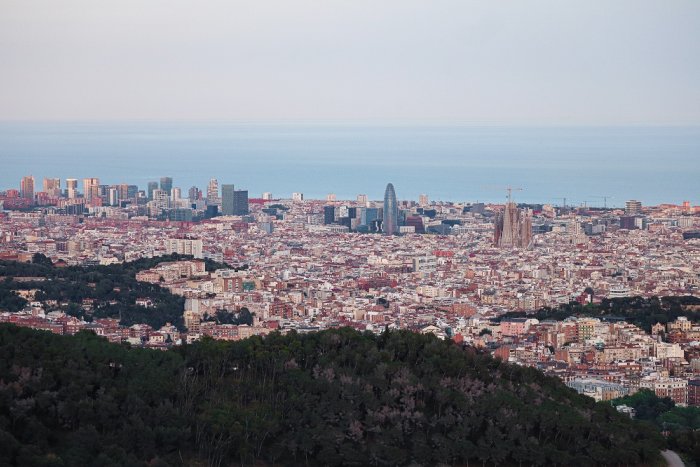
[1,0,699,124]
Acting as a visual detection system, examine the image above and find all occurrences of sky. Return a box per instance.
[0,0,699,124]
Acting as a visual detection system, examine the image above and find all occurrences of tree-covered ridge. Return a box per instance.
[612,389,700,463]
[0,324,663,466]
[0,254,236,330]
[500,295,700,332]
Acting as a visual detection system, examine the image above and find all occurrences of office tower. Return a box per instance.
[108,187,119,206]
[324,205,335,224]
[207,178,219,205]
[419,194,429,206]
[221,184,235,215]
[160,177,173,194]
[20,176,35,200]
[356,194,368,204]
[127,185,139,199]
[233,190,249,215]
[147,181,158,200]
[98,185,109,204]
[66,178,78,199]
[171,187,181,200]
[292,192,304,202]
[494,203,533,248]
[112,184,128,201]
[383,183,398,235]
[188,186,201,203]
[262,192,273,201]
[42,178,61,197]
[326,193,336,202]
[625,200,642,215]
[83,178,100,202]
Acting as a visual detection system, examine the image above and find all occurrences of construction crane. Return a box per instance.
[480,185,523,204]
[505,186,523,204]
[590,195,613,209]
[551,197,567,209]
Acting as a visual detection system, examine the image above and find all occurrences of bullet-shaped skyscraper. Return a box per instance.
[383,183,398,235]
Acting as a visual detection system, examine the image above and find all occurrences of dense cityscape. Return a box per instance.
[2,174,700,412]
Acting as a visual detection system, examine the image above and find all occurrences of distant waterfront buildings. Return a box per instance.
[159,177,173,194]
[188,186,201,203]
[233,190,249,215]
[383,183,398,235]
[147,181,159,200]
[292,192,304,202]
[262,192,273,201]
[206,178,219,205]
[83,178,100,203]
[626,200,642,215]
[20,176,35,200]
[66,179,78,199]
[42,178,61,198]
[221,184,235,215]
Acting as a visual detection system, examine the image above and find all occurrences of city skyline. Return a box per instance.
[3,173,699,209]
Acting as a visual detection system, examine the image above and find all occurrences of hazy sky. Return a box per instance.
[1,0,699,124]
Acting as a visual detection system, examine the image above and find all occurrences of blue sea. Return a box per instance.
[1,122,698,206]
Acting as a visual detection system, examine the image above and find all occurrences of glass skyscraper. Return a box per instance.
[159,176,173,194]
[221,184,235,215]
[383,182,398,235]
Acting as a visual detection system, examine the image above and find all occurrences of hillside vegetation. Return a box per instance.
[0,324,663,466]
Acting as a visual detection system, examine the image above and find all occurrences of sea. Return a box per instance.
[1,122,698,206]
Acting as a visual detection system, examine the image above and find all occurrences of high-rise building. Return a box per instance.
[42,178,61,197]
[160,177,173,194]
[292,192,304,202]
[66,178,78,199]
[383,183,398,235]
[20,176,35,200]
[419,194,429,206]
[108,187,119,206]
[83,178,100,202]
[233,190,249,215]
[221,184,235,215]
[207,178,219,205]
[152,189,169,212]
[356,194,368,204]
[171,187,181,201]
[147,181,159,200]
[326,193,336,202]
[324,205,335,224]
[262,192,273,201]
[625,200,642,215]
[494,203,533,248]
[127,185,139,199]
[188,186,201,203]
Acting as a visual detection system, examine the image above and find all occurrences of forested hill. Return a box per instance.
[0,254,236,331]
[0,324,663,466]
